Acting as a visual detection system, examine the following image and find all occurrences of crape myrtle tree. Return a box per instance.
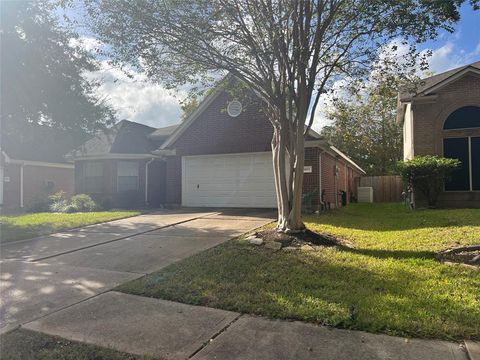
[83,0,476,232]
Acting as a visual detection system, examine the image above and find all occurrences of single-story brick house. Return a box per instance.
[397,61,480,208]
[69,86,365,209]
[1,128,74,212]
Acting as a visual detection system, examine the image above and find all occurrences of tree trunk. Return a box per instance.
[272,116,306,233]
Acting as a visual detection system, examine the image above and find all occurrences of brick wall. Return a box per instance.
[164,90,363,208]
[411,74,480,207]
[413,75,480,156]
[173,91,273,156]
[2,163,21,210]
[1,163,73,211]
[23,165,74,208]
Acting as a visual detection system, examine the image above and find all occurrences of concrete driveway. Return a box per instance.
[0,208,274,332]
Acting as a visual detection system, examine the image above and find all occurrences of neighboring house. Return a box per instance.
[0,128,74,212]
[69,86,365,209]
[397,61,480,208]
[67,120,173,208]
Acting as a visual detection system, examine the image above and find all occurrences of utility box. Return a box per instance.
[358,187,374,203]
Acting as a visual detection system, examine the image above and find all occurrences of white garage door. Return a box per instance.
[182,152,277,208]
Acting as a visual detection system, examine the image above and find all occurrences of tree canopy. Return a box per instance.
[0,0,115,145]
[82,0,476,231]
[321,68,417,175]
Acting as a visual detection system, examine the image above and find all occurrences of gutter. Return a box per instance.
[145,158,156,206]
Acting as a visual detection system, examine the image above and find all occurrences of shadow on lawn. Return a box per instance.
[346,248,435,260]
[123,242,479,340]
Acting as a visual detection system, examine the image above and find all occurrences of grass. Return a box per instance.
[116,203,480,341]
[0,329,157,360]
[0,210,141,243]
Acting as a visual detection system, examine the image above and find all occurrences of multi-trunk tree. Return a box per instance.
[83,0,476,232]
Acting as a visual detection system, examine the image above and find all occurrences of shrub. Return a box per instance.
[69,194,98,212]
[397,155,460,208]
[48,191,68,212]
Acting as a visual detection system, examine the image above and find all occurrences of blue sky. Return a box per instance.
[81,5,479,130]
[416,3,480,73]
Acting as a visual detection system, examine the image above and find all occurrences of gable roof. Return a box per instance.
[2,125,77,163]
[68,120,159,158]
[147,124,179,141]
[160,80,324,150]
[399,60,480,101]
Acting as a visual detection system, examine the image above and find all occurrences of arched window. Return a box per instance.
[443,106,480,130]
[443,106,480,191]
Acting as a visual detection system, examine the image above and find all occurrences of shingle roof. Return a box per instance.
[148,124,179,140]
[399,60,480,101]
[69,120,159,158]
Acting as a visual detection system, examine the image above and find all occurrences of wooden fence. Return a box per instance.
[359,175,403,203]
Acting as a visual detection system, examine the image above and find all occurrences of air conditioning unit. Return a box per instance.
[357,187,373,203]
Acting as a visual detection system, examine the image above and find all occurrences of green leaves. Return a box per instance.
[397,156,461,207]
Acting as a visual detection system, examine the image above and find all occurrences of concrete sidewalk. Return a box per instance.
[1,209,274,332]
[23,291,474,360]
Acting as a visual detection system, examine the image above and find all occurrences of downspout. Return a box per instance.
[318,150,325,207]
[334,159,338,208]
[145,158,155,206]
[20,163,24,208]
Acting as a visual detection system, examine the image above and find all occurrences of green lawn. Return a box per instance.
[0,329,157,360]
[0,211,141,243]
[117,203,480,340]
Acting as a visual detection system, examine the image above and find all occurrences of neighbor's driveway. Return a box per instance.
[0,208,274,332]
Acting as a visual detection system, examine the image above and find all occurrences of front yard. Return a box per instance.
[117,203,480,340]
[0,211,141,243]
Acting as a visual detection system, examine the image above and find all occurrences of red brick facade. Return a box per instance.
[164,90,363,208]
[1,162,74,212]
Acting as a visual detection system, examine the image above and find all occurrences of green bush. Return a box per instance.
[48,191,69,212]
[47,193,99,213]
[70,194,98,212]
[397,155,460,208]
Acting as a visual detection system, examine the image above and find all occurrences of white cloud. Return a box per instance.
[87,62,185,128]
[69,36,102,52]
[424,41,478,74]
[72,36,184,129]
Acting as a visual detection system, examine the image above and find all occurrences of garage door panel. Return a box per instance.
[182,153,277,208]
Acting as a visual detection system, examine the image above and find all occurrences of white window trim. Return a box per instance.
[116,161,139,192]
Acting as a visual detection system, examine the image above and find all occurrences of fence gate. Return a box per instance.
[359,175,403,202]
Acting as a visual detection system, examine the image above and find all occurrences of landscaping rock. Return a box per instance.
[265,241,282,251]
[300,244,315,252]
[248,237,264,246]
[282,246,298,251]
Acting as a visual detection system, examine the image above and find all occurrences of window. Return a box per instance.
[84,161,104,193]
[444,137,480,191]
[472,137,480,191]
[443,106,480,130]
[117,161,139,192]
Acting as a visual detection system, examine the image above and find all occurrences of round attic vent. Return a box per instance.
[227,100,242,117]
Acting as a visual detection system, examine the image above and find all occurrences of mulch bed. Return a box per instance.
[255,229,351,249]
[435,245,480,267]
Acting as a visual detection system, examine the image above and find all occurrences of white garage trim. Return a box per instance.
[182,152,277,208]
